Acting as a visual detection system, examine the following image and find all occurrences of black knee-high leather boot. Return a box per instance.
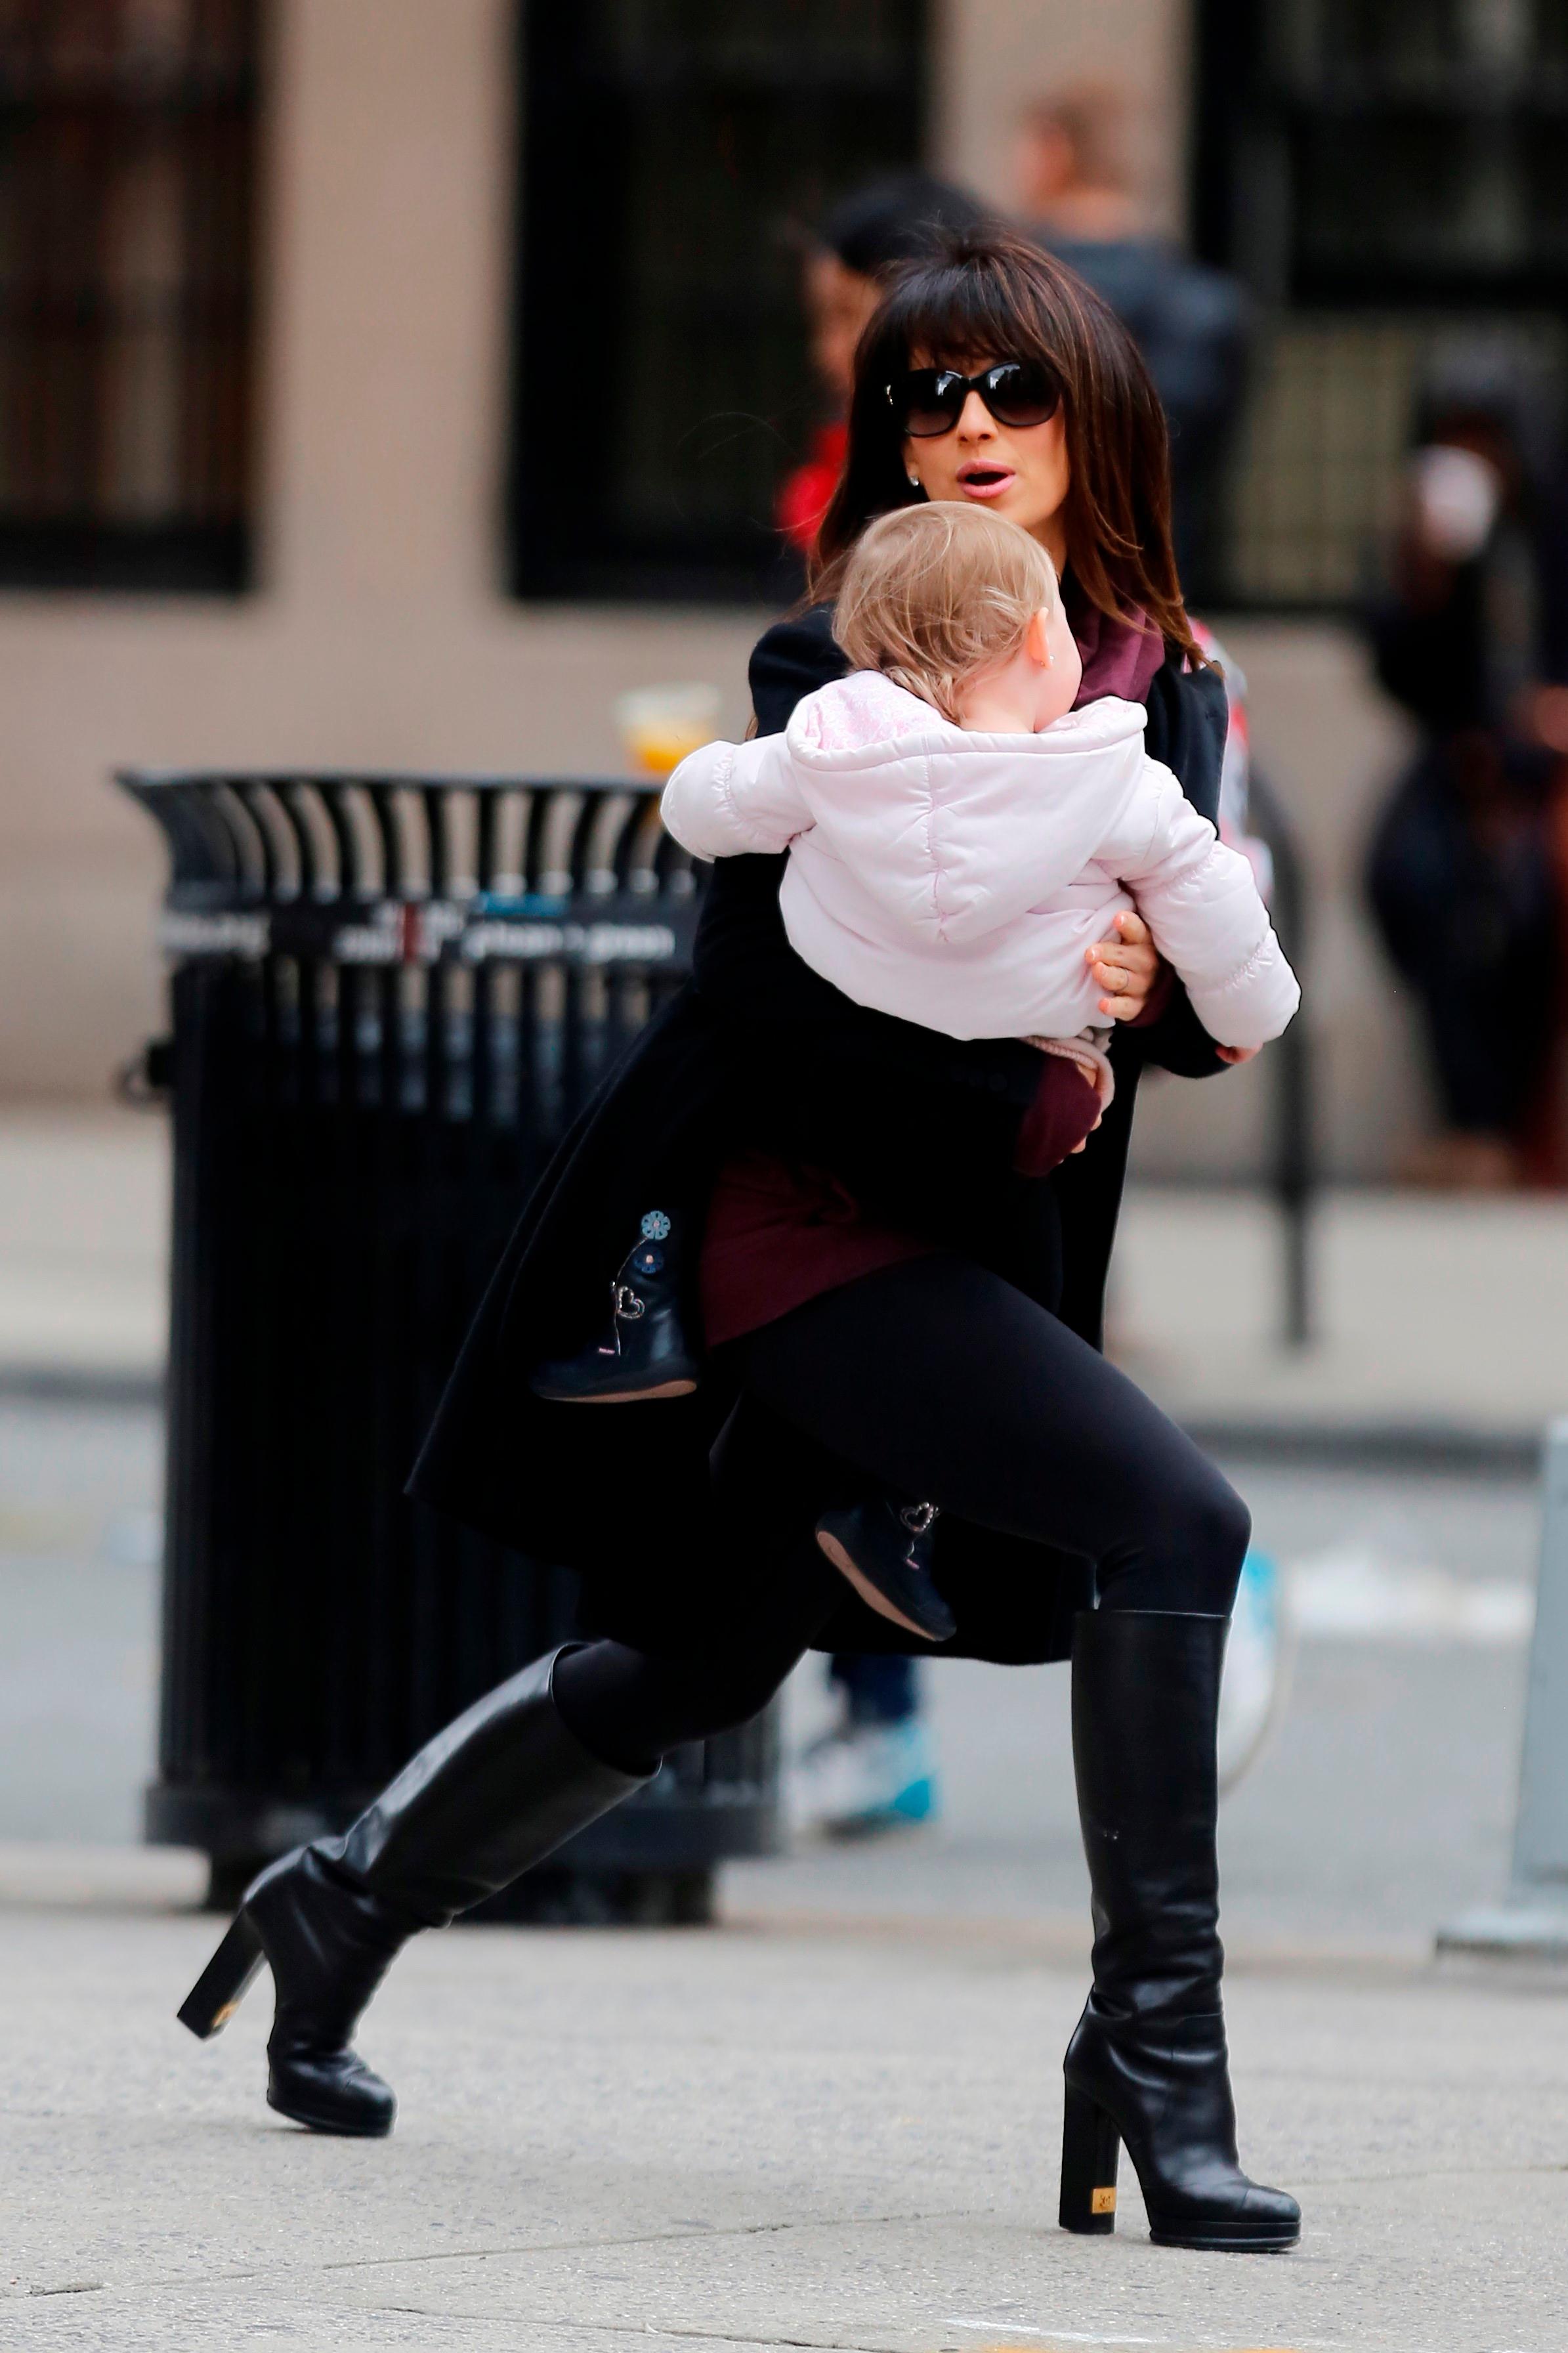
[177,1648,650,2136]
[1058,1608,1300,2252]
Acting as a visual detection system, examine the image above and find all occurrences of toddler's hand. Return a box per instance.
[1086,908,1159,1020]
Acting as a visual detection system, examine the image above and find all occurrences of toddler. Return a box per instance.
[534,502,1300,1643]
[665,502,1297,1073]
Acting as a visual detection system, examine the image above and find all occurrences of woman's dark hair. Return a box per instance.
[812,227,1204,665]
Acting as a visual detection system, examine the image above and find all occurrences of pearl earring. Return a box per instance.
[907,471,920,489]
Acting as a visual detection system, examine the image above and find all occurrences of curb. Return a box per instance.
[0,1366,163,1408]
[0,1366,1546,1477]
[1185,1418,1540,1476]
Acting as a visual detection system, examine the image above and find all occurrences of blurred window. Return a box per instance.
[511,0,927,603]
[1226,312,1567,606]
[0,0,258,593]
[1194,0,1568,608]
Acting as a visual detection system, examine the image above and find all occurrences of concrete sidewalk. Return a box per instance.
[1,1108,1567,1444]
[0,1877,1563,2353]
[0,1110,167,1386]
[1112,1187,1568,1450]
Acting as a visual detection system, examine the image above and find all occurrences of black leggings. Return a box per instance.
[556,1257,1250,1776]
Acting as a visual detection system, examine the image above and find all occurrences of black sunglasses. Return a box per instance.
[886,360,1063,439]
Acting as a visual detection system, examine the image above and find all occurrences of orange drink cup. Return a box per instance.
[616,685,721,779]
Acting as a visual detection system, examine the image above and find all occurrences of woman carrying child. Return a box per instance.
[179,230,1303,2256]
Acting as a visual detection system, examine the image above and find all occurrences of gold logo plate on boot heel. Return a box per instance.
[1090,2186,1116,2214]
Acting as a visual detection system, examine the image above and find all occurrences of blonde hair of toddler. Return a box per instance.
[832,503,1061,723]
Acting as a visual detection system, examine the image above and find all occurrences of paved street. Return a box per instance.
[1,1393,1563,2348]
[5,1901,1568,2352]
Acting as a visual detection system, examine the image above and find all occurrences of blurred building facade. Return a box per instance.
[0,0,1561,1182]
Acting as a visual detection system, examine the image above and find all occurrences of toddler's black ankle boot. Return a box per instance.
[531,1211,701,1403]
[816,1494,954,1642]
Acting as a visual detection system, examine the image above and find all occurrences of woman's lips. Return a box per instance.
[957,467,1016,500]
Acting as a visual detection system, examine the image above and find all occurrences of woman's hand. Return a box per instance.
[1086,909,1160,1021]
[1086,911,1260,1063]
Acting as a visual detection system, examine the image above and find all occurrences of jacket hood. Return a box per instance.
[786,668,1148,767]
[782,670,1152,928]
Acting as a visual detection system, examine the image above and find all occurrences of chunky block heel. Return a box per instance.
[177,1910,264,2040]
[1059,2083,1120,2234]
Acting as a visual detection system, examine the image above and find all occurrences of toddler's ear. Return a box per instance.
[1026,607,1055,666]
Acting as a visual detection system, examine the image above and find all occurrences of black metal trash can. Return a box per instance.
[121,768,780,1922]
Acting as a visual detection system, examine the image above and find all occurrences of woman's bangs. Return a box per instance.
[886,261,1047,372]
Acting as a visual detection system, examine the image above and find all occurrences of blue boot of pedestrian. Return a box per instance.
[790,1656,940,1837]
[1217,1547,1291,1791]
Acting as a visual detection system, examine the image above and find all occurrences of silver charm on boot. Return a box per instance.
[532,1211,701,1402]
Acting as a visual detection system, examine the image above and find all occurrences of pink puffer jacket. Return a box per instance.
[662,670,1300,1051]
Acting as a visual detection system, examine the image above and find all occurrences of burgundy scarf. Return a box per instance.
[1068,589,1166,707]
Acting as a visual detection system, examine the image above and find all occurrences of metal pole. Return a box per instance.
[1438,1418,1568,1959]
[1249,769,1313,1349]
[1277,1012,1312,1351]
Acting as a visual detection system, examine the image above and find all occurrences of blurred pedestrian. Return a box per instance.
[1365,353,1568,1186]
[1015,84,1248,603]
[181,227,1300,2256]
[1014,89,1285,1737]
[777,174,994,564]
[778,169,992,1836]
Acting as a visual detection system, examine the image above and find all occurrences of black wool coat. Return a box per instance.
[408,608,1230,1664]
